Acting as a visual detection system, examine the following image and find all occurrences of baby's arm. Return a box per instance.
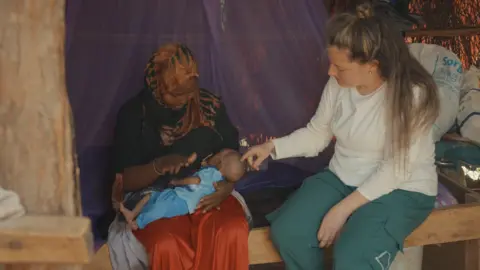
[170,176,201,186]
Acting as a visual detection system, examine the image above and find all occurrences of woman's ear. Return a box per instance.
[368,60,380,73]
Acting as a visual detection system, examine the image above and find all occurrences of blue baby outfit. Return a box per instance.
[135,167,224,229]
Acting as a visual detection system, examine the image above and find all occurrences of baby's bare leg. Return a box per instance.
[131,193,151,216]
[120,194,151,230]
[119,203,135,222]
[170,176,201,186]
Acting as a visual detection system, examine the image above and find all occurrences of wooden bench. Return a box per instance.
[89,170,480,269]
[249,204,480,265]
[91,204,480,267]
[0,216,93,264]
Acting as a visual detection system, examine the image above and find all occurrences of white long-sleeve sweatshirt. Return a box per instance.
[271,77,438,201]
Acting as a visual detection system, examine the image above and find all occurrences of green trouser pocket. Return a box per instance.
[334,190,435,270]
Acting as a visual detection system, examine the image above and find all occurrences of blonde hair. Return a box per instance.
[327,2,439,167]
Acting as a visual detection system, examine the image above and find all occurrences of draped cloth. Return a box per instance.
[66,0,330,266]
[108,191,251,270]
[0,187,25,221]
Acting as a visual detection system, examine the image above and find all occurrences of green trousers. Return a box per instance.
[267,170,435,270]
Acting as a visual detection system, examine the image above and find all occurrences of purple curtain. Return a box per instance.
[65,0,330,239]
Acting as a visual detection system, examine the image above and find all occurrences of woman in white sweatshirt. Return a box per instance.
[242,3,440,270]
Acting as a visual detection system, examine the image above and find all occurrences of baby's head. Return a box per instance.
[207,149,246,183]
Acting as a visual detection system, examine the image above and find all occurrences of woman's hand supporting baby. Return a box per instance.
[196,181,234,213]
[168,174,235,214]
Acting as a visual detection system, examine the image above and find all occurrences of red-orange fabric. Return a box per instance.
[133,195,249,270]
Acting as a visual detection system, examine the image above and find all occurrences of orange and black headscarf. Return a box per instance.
[144,43,220,139]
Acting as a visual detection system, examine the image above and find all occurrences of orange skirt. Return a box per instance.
[133,195,249,270]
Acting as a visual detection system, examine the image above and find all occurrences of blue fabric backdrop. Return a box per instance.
[65,0,331,240]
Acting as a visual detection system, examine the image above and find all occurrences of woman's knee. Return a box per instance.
[216,214,249,238]
[269,220,298,250]
[135,223,185,254]
[301,174,319,187]
[151,231,181,252]
[269,222,285,247]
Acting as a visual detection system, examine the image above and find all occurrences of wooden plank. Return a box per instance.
[465,194,480,270]
[465,240,480,270]
[405,26,480,37]
[405,204,480,246]
[0,0,90,269]
[88,245,111,270]
[248,228,282,264]
[248,203,480,265]
[0,216,92,264]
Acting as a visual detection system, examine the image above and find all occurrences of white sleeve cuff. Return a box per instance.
[270,137,291,160]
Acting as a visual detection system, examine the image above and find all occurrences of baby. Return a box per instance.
[120,149,246,230]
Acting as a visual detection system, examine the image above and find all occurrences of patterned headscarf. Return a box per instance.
[144,43,220,139]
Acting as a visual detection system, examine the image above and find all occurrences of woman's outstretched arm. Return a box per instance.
[271,77,338,160]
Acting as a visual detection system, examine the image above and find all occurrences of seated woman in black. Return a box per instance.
[112,43,249,270]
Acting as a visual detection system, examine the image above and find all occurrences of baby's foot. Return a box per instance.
[126,219,139,231]
[119,204,135,221]
[130,220,139,231]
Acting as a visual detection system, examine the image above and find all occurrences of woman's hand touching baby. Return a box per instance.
[241,141,275,170]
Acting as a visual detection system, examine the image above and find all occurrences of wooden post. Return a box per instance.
[323,0,332,14]
[405,26,480,37]
[0,0,86,269]
[465,194,480,270]
[465,240,480,270]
